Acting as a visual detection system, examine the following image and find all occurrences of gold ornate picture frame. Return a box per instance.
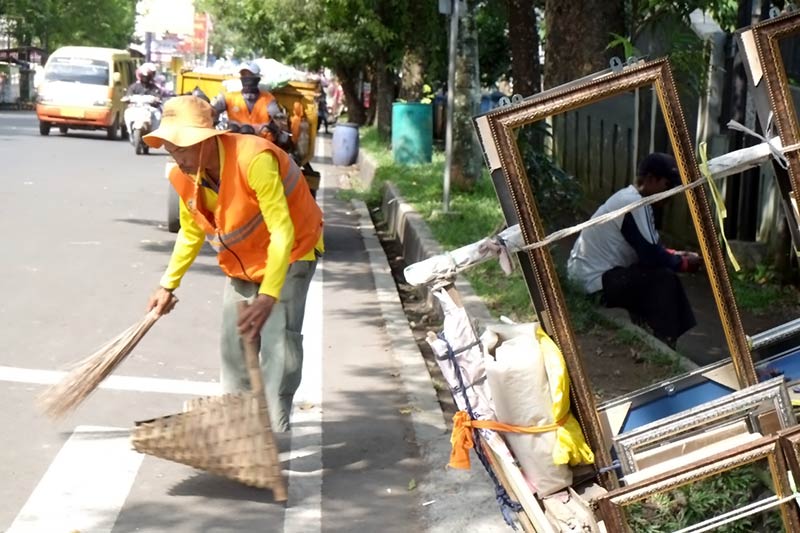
[751,10,800,206]
[473,57,756,489]
[596,435,800,532]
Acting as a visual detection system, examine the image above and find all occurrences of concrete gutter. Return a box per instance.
[352,199,511,532]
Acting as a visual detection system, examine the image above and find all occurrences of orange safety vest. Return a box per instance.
[169,133,322,283]
[224,91,275,140]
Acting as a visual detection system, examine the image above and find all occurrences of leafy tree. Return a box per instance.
[200,0,443,129]
[1,0,135,53]
[475,0,509,88]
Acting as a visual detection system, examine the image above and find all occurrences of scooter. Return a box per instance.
[122,94,162,155]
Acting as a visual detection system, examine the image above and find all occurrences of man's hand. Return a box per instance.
[676,251,702,273]
[147,287,177,316]
[238,294,277,340]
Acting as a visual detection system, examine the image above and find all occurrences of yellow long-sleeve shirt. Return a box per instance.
[160,139,321,298]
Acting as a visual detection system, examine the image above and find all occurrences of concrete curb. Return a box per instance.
[352,199,509,532]
[379,182,495,327]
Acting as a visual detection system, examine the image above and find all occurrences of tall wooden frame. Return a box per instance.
[473,58,757,489]
[751,10,800,230]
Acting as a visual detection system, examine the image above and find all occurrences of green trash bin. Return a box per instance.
[392,102,432,165]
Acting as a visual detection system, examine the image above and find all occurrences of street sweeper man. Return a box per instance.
[142,95,323,432]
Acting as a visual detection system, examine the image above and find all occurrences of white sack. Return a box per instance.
[482,324,572,496]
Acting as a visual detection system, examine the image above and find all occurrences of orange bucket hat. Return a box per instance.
[144,95,225,148]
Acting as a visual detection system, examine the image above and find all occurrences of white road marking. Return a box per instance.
[0,365,219,396]
[6,426,144,533]
[283,140,325,533]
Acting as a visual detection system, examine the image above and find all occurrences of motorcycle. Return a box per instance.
[122,94,162,155]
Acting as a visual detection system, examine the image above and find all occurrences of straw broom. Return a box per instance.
[39,308,162,418]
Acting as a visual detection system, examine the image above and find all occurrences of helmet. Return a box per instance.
[138,62,157,82]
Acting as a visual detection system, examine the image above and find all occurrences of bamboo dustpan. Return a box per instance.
[131,302,287,501]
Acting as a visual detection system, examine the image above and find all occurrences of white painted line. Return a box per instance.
[283,149,324,533]
[7,426,143,533]
[0,365,219,396]
[0,126,38,131]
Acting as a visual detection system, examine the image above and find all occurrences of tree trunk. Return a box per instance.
[399,49,424,101]
[366,68,377,126]
[543,0,625,89]
[452,0,483,192]
[507,0,540,97]
[338,69,367,125]
[374,54,394,141]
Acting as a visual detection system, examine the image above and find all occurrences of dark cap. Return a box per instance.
[638,152,681,187]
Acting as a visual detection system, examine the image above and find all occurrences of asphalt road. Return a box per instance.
[0,112,431,533]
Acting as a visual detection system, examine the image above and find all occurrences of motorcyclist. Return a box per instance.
[211,62,292,151]
[127,63,163,98]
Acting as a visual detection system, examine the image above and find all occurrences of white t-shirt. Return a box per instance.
[566,185,659,294]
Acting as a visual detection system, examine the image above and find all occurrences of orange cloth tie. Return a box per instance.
[448,410,569,470]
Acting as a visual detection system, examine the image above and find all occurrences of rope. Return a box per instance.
[517,120,798,254]
[449,411,569,470]
[727,112,790,169]
[440,334,523,529]
[518,177,710,253]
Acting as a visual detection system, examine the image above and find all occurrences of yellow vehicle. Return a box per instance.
[36,46,136,139]
[165,69,321,232]
[173,69,320,165]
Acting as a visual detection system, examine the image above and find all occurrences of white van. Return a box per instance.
[36,46,136,139]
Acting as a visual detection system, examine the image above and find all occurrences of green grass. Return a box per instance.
[731,274,797,315]
[352,126,602,325]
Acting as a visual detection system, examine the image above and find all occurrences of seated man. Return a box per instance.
[567,152,700,348]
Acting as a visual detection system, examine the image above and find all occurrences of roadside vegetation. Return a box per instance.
[352,127,691,399]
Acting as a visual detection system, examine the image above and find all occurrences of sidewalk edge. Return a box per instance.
[351,199,510,532]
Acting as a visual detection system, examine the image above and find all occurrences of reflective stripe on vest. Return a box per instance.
[209,211,262,250]
[168,133,322,282]
[207,156,303,248]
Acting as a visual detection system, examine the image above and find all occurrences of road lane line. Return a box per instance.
[283,142,325,533]
[6,426,143,533]
[0,365,219,396]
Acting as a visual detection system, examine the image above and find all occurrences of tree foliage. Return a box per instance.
[199,0,445,125]
[1,0,136,52]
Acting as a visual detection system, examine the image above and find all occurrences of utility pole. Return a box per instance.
[442,0,460,213]
[145,32,153,63]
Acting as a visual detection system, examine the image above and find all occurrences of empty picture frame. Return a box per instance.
[751,10,800,213]
[596,435,800,532]
[473,57,756,489]
[613,376,795,476]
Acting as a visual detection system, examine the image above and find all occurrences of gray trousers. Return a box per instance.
[220,259,317,431]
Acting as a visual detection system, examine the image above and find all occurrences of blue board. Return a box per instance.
[619,348,800,433]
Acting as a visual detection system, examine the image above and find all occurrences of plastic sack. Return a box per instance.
[482,323,593,496]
